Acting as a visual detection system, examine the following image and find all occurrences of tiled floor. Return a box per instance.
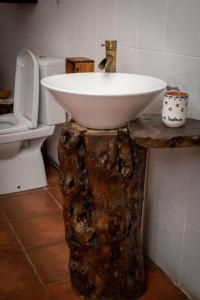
[0,164,188,300]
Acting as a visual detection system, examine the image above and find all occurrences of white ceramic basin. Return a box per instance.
[41,72,166,129]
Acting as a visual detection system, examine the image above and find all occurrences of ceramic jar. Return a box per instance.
[162,91,188,127]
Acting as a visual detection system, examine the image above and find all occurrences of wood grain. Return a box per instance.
[66,57,94,74]
[58,115,200,299]
[128,114,200,148]
[58,122,147,299]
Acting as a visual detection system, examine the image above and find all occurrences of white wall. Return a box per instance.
[1,0,200,299]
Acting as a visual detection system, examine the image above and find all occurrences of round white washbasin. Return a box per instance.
[41,72,166,129]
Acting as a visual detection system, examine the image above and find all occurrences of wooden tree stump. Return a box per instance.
[58,122,147,300]
[58,115,200,299]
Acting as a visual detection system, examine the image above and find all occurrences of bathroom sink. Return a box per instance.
[41,72,166,129]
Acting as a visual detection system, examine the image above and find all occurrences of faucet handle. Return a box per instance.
[101,41,117,50]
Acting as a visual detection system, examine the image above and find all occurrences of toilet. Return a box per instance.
[0,49,66,195]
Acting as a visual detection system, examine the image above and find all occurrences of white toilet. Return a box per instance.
[0,49,66,195]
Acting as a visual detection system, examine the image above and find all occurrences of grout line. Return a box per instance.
[163,0,168,53]
[7,208,62,222]
[1,211,47,288]
[9,210,63,223]
[135,0,140,49]
[149,150,158,258]
[24,239,66,251]
[177,156,191,287]
[0,288,52,300]
[45,278,70,287]
[0,187,45,200]
[95,0,98,43]
[46,188,63,210]
[2,211,52,299]
[114,0,117,39]
[66,36,200,59]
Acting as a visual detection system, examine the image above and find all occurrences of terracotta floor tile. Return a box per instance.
[46,167,60,187]
[0,288,51,300]
[0,251,41,297]
[139,262,188,300]
[48,281,81,300]
[0,181,188,300]
[12,212,65,248]
[0,210,6,224]
[27,241,70,284]
[0,189,60,221]
[0,224,21,254]
[48,187,64,207]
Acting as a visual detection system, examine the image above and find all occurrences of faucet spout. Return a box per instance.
[98,40,117,72]
[98,55,112,71]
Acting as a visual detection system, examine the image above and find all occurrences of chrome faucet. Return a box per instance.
[98,40,117,72]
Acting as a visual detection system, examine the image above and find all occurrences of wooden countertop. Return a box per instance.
[128,114,200,148]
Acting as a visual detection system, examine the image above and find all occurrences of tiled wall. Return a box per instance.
[1,0,200,299]
[143,148,200,300]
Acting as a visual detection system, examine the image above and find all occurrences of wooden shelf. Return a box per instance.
[128,114,200,148]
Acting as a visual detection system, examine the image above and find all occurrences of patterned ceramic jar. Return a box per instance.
[162,91,188,127]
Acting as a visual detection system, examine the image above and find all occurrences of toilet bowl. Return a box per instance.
[0,49,65,195]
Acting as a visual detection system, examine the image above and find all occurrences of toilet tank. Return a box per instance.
[38,56,66,125]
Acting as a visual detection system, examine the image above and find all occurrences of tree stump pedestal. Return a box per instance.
[58,115,200,300]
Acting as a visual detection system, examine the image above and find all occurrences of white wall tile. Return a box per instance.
[164,54,198,118]
[45,35,70,58]
[186,148,200,231]
[69,40,96,61]
[135,50,165,114]
[117,47,137,73]
[14,2,43,36]
[138,0,167,51]
[194,61,200,120]
[135,50,165,79]
[55,0,81,41]
[166,0,200,56]
[143,149,160,256]
[97,0,115,42]
[44,35,58,57]
[151,208,184,283]
[180,225,200,300]
[55,0,71,39]
[80,0,96,42]
[14,33,45,56]
[41,0,56,38]
[155,148,190,221]
[142,193,156,256]
[116,0,138,48]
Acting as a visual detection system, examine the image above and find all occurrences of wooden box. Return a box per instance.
[66,57,94,73]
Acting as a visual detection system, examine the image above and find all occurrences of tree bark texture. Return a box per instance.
[128,114,200,148]
[58,122,147,300]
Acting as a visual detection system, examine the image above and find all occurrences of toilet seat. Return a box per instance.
[0,113,29,135]
[0,122,55,145]
[0,49,39,137]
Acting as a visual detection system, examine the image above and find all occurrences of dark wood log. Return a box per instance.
[128,114,200,148]
[58,122,147,300]
[58,115,200,299]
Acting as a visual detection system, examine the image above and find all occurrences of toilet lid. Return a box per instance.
[14,49,39,129]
